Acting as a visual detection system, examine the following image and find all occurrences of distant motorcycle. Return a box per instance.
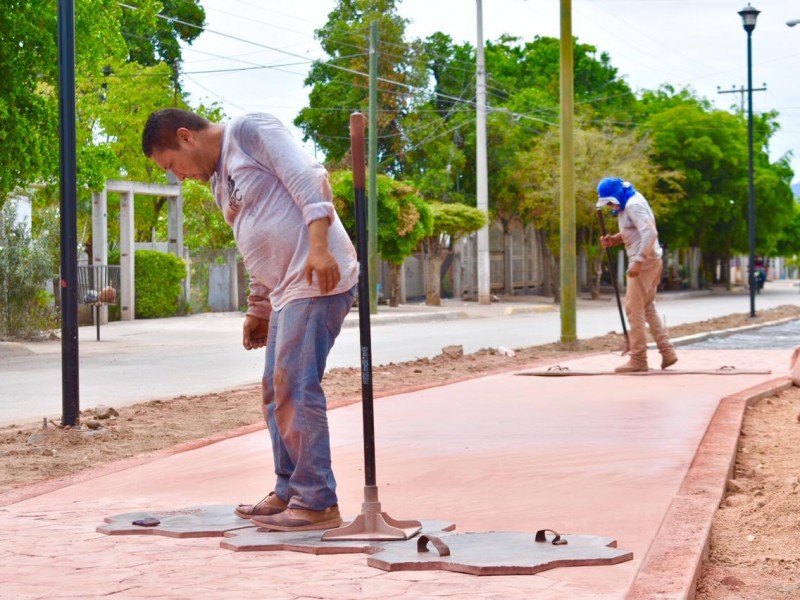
[754,268,766,293]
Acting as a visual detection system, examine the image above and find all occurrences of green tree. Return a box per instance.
[296,0,423,172]
[331,170,432,305]
[399,33,474,203]
[644,95,794,284]
[120,0,205,68]
[0,0,208,215]
[486,35,637,123]
[420,203,485,306]
[0,0,130,207]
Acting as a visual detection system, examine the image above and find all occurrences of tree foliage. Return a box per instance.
[120,0,206,71]
[296,0,422,171]
[330,170,432,263]
[644,89,795,269]
[0,0,127,206]
[331,169,432,304]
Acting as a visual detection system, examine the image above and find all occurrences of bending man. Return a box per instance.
[597,177,677,373]
[142,109,358,531]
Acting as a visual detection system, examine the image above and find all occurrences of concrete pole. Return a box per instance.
[475,0,491,304]
[120,191,135,321]
[368,20,379,314]
[559,0,577,342]
[91,189,108,324]
[166,173,186,304]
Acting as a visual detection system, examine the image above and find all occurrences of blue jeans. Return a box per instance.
[260,287,355,511]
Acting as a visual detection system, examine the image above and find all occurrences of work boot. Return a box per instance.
[615,358,648,373]
[661,350,678,370]
[250,505,342,532]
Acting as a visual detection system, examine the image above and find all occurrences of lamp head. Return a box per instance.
[787,19,800,27]
[738,3,760,33]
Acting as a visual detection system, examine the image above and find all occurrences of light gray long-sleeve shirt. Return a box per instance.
[211,113,358,319]
[617,191,663,263]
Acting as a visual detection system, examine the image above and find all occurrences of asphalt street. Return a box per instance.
[1,281,798,425]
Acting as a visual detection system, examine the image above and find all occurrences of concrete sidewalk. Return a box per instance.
[0,347,790,599]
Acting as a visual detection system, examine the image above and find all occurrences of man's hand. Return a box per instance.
[601,233,621,249]
[243,315,269,350]
[627,261,642,278]
[305,246,341,294]
[305,218,341,294]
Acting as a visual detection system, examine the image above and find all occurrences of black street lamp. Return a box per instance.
[739,3,759,317]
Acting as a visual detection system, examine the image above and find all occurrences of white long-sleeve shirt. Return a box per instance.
[211,113,358,320]
[617,191,662,263]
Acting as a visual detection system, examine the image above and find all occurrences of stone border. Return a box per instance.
[626,376,792,599]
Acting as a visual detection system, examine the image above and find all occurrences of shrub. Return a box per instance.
[0,203,58,338]
[131,250,186,319]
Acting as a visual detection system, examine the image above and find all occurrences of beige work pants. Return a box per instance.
[625,258,674,363]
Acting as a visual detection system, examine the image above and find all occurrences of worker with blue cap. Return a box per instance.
[597,178,677,372]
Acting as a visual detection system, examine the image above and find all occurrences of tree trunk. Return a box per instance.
[722,246,731,290]
[592,254,603,299]
[689,246,700,290]
[425,256,443,306]
[550,254,560,303]
[536,228,552,297]
[503,222,513,296]
[388,262,401,307]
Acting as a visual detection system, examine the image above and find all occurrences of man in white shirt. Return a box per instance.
[142,109,358,531]
[597,177,677,373]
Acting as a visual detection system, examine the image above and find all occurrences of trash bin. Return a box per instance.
[77,265,120,340]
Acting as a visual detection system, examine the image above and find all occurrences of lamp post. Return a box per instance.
[739,3,759,318]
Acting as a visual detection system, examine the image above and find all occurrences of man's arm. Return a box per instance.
[600,232,623,248]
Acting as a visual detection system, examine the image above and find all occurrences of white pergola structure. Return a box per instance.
[91,178,183,322]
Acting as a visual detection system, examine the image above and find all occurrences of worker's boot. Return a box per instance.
[615,357,648,373]
[660,349,678,370]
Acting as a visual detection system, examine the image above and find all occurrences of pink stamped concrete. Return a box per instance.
[0,348,789,599]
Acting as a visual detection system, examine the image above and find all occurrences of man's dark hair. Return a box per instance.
[142,108,211,157]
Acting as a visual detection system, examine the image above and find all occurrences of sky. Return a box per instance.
[176,0,800,185]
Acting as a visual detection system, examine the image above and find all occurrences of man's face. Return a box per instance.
[149,128,212,182]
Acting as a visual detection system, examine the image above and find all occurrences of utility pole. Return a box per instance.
[559,0,576,342]
[368,20,379,314]
[475,0,491,304]
[716,83,766,113]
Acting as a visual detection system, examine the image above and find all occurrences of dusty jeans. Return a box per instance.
[260,287,356,511]
[625,258,674,363]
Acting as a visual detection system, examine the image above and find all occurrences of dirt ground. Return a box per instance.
[2,304,800,594]
[695,384,800,600]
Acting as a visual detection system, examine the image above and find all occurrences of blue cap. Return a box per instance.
[596,177,635,210]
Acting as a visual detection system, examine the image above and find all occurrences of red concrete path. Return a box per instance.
[0,348,790,599]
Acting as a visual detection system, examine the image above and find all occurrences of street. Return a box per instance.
[1,282,798,425]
